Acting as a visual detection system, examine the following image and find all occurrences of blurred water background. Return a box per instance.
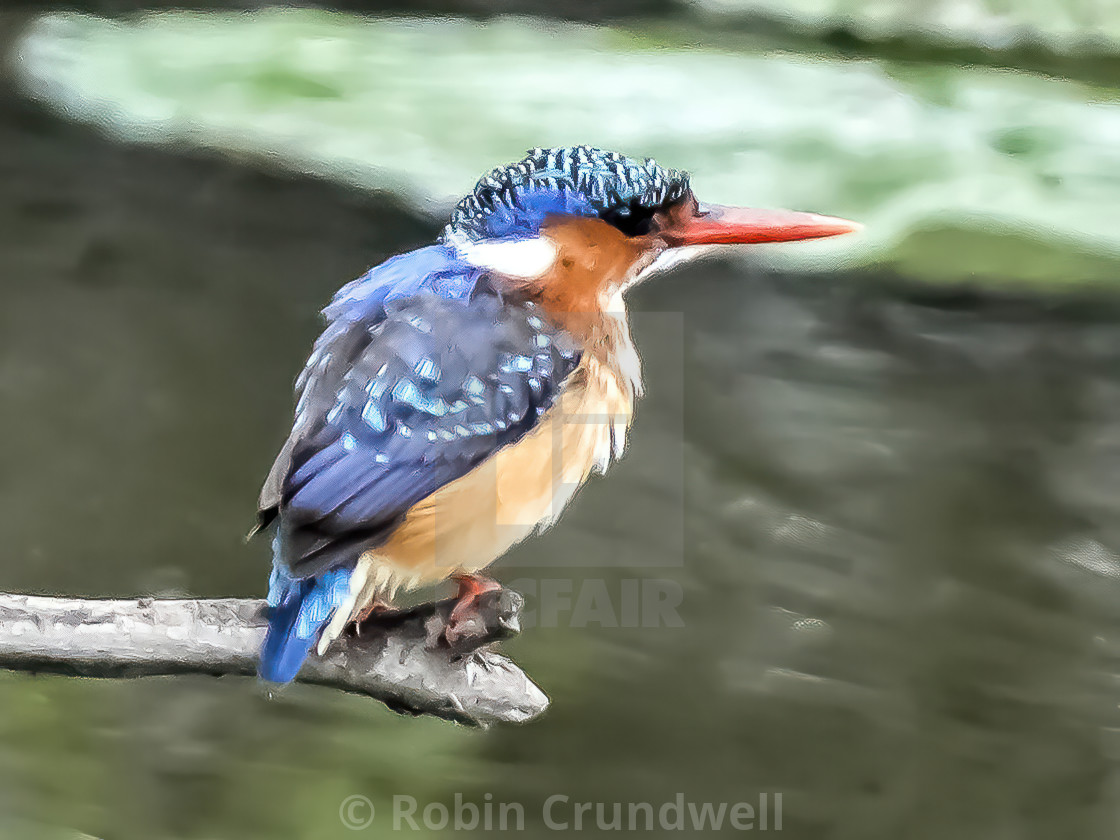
[2,1,1120,837]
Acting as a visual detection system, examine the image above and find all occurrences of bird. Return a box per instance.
[255,145,859,683]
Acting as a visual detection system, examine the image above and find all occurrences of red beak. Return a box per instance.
[663,203,861,247]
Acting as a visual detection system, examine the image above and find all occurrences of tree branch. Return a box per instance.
[0,589,548,727]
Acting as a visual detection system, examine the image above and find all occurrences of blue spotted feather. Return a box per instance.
[258,229,580,682]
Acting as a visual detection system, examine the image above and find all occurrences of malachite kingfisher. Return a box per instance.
[256,146,859,683]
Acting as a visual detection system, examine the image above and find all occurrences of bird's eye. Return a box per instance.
[600,201,660,237]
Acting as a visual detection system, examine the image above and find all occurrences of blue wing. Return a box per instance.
[257,245,580,681]
[277,286,581,571]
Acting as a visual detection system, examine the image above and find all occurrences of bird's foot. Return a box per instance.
[445,573,503,646]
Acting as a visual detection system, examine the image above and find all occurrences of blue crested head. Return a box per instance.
[463,188,599,241]
[443,146,691,242]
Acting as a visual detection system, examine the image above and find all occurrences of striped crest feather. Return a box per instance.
[443,146,690,241]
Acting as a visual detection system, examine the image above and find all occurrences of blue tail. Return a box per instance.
[260,557,352,684]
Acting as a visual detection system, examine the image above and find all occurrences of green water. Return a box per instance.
[2,4,1120,839]
[12,9,1120,286]
[684,0,1120,56]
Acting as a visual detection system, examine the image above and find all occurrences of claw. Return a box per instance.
[445,573,502,645]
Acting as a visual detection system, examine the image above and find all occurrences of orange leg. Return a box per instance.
[445,572,503,644]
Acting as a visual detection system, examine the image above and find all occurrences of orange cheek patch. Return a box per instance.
[524,216,650,327]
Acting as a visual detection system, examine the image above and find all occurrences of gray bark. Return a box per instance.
[0,589,548,727]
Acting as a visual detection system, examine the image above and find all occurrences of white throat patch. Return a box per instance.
[628,245,713,288]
